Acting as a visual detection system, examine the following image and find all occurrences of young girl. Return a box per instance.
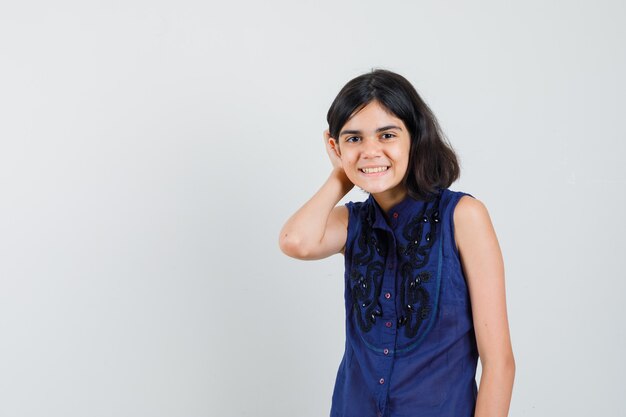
[279,69,515,417]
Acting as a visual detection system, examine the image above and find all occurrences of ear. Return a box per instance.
[329,137,341,157]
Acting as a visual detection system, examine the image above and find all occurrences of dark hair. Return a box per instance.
[326,68,460,201]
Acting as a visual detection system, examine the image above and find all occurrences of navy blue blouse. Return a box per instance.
[330,188,479,417]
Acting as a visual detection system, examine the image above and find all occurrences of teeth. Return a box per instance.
[361,166,389,174]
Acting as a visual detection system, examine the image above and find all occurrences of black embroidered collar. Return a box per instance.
[364,188,443,231]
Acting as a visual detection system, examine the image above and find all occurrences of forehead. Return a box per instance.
[342,101,404,130]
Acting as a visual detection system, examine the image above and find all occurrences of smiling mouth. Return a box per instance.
[359,166,389,174]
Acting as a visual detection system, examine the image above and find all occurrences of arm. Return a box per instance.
[454,196,515,417]
[278,130,354,260]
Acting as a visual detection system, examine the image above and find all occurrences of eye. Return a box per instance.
[345,136,360,143]
[381,133,395,139]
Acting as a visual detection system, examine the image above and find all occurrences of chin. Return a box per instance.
[358,185,389,195]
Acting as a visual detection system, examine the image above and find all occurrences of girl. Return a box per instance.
[279,69,514,417]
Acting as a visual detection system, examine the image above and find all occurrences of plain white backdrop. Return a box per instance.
[1,1,624,416]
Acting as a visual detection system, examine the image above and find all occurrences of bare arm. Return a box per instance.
[278,130,354,260]
[454,196,515,417]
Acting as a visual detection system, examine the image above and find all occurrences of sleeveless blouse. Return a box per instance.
[330,188,479,417]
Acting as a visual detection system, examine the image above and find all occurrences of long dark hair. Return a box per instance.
[326,68,460,201]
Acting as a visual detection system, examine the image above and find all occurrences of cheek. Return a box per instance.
[344,161,358,175]
[340,159,353,175]
[397,154,410,175]
[343,160,360,178]
[340,154,355,167]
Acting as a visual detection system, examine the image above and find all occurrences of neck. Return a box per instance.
[372,188,408,213]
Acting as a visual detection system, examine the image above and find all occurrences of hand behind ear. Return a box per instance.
[323,129,343,170]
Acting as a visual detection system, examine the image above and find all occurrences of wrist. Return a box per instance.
[331,168,354,193]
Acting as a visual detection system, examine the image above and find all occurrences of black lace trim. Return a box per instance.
[350,261,385,332]
[396,191,443,338]
[350,202,387,333]
[348,190,442,337]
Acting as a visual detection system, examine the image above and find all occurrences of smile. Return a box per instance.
[359,166,389,174]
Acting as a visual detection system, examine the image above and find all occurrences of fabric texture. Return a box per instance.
[330,187,479,417]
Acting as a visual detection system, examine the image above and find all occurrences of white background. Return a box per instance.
[1,1,624,416]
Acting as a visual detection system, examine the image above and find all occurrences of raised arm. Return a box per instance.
[278,130,354,260]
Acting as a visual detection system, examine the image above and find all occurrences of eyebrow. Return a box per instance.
[339,125,403,137]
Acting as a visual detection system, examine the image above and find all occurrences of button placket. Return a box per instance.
[368,208,399,403]
[390,212,399,230]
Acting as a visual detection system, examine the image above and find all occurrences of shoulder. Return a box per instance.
[452,193,496,253]
[344,199,370,223]
[345,199,365,211]
[440,189,485,222]
[454,193,488,222]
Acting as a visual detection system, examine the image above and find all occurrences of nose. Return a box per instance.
[361,137,382,158]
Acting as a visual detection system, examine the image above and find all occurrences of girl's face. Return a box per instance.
[334,100,411,204]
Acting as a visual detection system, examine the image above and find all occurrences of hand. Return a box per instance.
[324,129,343,171]
[323,129,353,191]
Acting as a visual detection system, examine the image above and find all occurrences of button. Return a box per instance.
[379,378,385,384]
[384,292,391,299]
[392,212,399,219]
[388,264,394,270]
[383,348,389,355]
[385,321,392,328]
[377,412,383,417]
